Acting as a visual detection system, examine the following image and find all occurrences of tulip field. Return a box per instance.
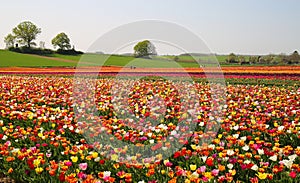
[0,68,300,183]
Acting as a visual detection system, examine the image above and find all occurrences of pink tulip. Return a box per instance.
[199,166,206,173]
[79,163,88,170]
[212,169,219,176]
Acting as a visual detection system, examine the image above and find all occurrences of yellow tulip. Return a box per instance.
[203,172,213,179]
[71,156,78,163]
[111,154,118,161]
[185,179,191,183]
[229,169,236,176]
[35,167,43,174]
[33,159,40,167]
[190,145,196,150]
[190,164,197,171]
[92,152,98,159]
[257,172,267,180]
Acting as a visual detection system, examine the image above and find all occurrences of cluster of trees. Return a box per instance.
[4,21,81,55]
[226,51,300,65]
[4,22,155,57]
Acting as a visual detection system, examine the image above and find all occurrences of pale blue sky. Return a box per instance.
[1,0,300,55]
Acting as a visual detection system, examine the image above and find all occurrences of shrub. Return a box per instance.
[56,49,83,55]
[8,46,54,55]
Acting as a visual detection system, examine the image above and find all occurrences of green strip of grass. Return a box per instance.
[0,50,76,67]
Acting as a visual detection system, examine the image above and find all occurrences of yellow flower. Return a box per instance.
[229,169,236,176]
[111,154,118,161]
[257,172,268,180]
[161,170,166,174]
[2,126,7,131]
[35,167,43,174]
[190,164,197,171]
[190,145,196,150]
[203,172,213,179]
[113,163,120,169]
[28,113,34,120]
[156,154,162,160]
[71,156,78,163]
[33,159,40,167]
[185,179,191,183]
[92,152,98,159]
[214,138,220,144]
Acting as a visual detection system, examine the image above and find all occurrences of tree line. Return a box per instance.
[4,21,82,55]
[226,52,300,65]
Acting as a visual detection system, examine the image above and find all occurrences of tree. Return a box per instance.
[51,32,71,50]
[258,56,266,64]
[4,33,16,48]
[133,40,157,58]
[249,56,258,64]
[12,21,41,48]
[226,53,237,63]
[264,55,275,64]
[238,56,250,65]
[289,50,300,64]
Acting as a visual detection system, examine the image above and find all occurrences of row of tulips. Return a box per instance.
[0,72,299,81]
[0,75,299,182]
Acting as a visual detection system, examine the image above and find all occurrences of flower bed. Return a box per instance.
[0,76,299,182]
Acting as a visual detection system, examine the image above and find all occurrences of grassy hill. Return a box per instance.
[0,50,77,67]
[0,50,202,68]
[0,50,247,68]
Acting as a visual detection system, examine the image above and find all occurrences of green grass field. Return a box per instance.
[0,50,252,68]
[78,54,202,68]
[0,50,205,68]
[50,54,81,61]
[0,50,77,67]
